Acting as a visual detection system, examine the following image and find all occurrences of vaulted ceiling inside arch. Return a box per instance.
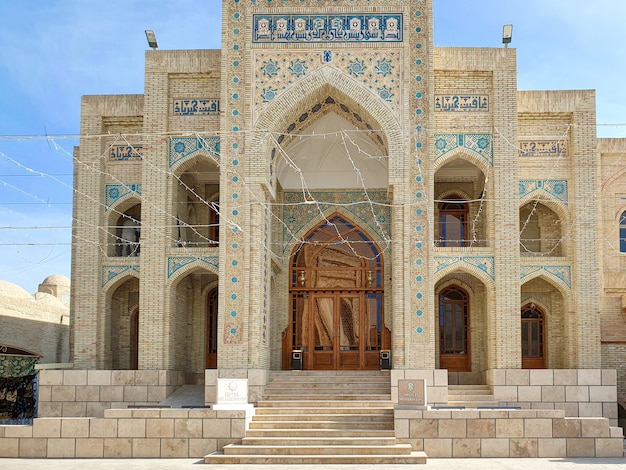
[276,111,388,190]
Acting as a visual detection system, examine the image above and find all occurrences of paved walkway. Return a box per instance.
[1,458,626,469]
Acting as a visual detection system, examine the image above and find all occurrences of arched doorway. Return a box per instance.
[521,303,545,369]
[284,214,389,370]
[206,288,218,369]
[439,286,470,372]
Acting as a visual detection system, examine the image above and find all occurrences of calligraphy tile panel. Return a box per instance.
[109,145,142,161]
[435,95,489,112]
[253,13,403,44]
[519,140,568,157]
[173,98,221,116]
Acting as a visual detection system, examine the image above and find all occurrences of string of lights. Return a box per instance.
[1,125,626,269]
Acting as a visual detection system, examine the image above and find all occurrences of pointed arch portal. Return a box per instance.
[284,214,389,370]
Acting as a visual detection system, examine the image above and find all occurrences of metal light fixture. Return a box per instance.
[502,24,513,48]
[367,271,374,286]
[298,271,306,286]
[145,30,158,50]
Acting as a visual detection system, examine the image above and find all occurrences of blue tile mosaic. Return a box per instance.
[169,137,220,168]
[434,134,493,167]
[520,265,571,288]
[101,265,139,288]
[105,184,142,210]
[519,180,568,204]
[435,256,495,280]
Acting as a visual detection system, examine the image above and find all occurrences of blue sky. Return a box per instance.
[0,0,624,294]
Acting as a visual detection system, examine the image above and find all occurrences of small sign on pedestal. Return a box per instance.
[397,379,427,408]
[217,378,248,404]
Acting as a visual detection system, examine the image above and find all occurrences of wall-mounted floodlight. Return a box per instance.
[502,24,513,48]
[145,30,158,50]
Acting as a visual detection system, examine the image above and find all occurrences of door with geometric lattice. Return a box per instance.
[309,292,364,369]
[284,214,389,370]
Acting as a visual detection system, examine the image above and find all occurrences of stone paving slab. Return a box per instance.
[1,458,626,469]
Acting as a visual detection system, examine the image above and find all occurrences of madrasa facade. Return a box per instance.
[60,0,626,452]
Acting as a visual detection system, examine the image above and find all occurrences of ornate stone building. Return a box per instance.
[66,0,626,437]
[0,0,624,461]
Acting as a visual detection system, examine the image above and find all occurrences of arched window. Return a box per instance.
[439,196,468,247]
[619,211,626,253]
[521,304,545,369]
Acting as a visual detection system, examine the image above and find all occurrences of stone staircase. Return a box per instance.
[447,384,500,407]
[204,370,427,464]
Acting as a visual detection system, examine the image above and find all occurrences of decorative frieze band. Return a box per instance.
[173,98,220,116]
[169,137,220,168]
[252,13,403,44]
[434,134,493,166]
[109,145,142,161]
[167,256,219,278]
[435,95,489,112]
[520,265,571,288]
[519,140,568,157]
[105,184,142,210]
[519,180,568,204]
[435,256,495,280]
[102,265,139,288]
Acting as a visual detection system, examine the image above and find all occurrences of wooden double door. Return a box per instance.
[299,291,386,370]
[285,214,389,370]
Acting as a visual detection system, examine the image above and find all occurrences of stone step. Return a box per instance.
[269,370,391,377]
[448,388,493,396]
[448,384,491,390]
[255,406,393,415]
[267,375,391,386]
[448,394,496,401]
[259,399,393,407]
[235,371,408,465]
[447,384,498,407]
[244,428,396,438]
[253,413,392,422]
[263,394,391,401]
[447,402,500,408]
[264,383,391,390]
[204,451,428,465]
[240,436,399,446]
[249,420,393,430]
[223,443,413,456]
